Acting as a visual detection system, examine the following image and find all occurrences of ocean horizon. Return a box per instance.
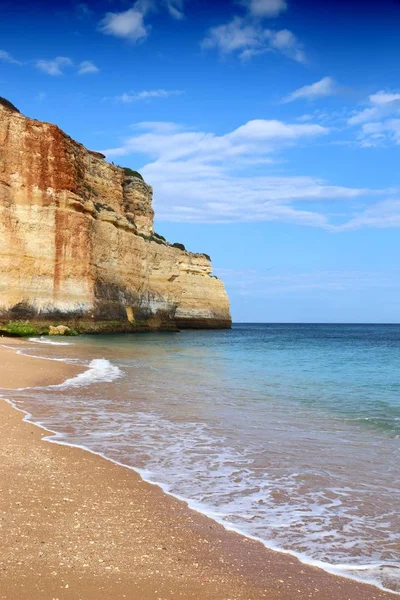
[235,322,400,325]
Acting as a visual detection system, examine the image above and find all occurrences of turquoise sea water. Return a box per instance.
[2,324,400,593]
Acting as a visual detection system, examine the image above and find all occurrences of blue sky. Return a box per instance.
[1,0,400,322]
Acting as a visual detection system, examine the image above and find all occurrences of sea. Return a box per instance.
[2,324,399,594]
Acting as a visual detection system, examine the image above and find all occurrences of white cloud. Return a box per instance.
[348,90,400,126]
[100,119,381,227]
[337,199,400,231]
[99,7,149,42]
[239,0,288,17]
[114,89,183,102]
[142,166,359,227]
[358,119,400,147]
[98,0,186,42]
[35,57,73,76]
[369,91,400,105]
[347,90,400,146]
[0,50,22,65]
[283,77,337,103]
[104,118,328,160]
[228,119,327,142]
[165,0,185,19]
[201,17,305,63]
[35,57,99,77]
[78,60,99,75]
[202,0,304,63]
[201,17,261,55]
[269,29,306,63]
[348,107,377,126]
[296,114,313,122]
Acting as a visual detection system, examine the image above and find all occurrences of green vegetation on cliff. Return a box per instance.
[172,242,186,251]
[122,167,144,180]
[0,321,43,337]
[0,321,79,337]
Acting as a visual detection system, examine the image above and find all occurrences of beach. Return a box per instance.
[0,339,397,600]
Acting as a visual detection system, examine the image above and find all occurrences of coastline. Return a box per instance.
[0,341,397,599]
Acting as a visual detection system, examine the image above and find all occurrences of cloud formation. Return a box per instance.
[240,0,288,17]
[99,0,186,42]
[0,49,22,65]
[202,0,304,63]
[338,199,400,230]
[348,90,400,126]
[99,7,148,42]
[35,57,99,76]
[35,56,73,76]
[98,119,385,228]
[104,119,328,159]
[165,0,185,19]
[114,89,183,102]
[202,18,305,63]
[348,90,400,146]
[283,77,337,103]
[78,60,99,75]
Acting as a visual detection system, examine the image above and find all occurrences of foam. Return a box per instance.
[1,339,399,596]
[2,392,399,596]
[7,401,396,595]
[49,359,122,389]
[29,337,73,346]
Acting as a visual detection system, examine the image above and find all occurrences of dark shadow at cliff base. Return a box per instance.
[175,318,232,330]
[0,315,232,336]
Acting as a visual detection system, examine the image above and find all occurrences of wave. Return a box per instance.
[7,396,397,596]
[48,359,122,389]
[1,346,122,389]
[2,390,398,595]
[29,337,73,346]
[1,339,398,596]
[9,414,398,597]
[135,472,400,596]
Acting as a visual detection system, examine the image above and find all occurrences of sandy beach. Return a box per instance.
[0,340,397,600]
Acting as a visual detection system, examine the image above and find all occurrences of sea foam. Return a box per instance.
[3,324,400,595]
[49,359,122,389]
[29,337,73,346]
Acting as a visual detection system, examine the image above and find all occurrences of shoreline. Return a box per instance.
[0,341,397,599]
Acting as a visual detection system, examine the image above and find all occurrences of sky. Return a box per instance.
[1,0,400,323]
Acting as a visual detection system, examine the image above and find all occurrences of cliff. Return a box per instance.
[0,101,231,332]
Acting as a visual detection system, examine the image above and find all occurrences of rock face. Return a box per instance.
[0,103,231,331]
[49,325,71,336]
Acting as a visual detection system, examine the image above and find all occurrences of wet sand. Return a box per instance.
[0,340,397,599]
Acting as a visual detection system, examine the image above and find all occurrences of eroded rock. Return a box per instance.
[49,325,70,336]
[0,102,231,331]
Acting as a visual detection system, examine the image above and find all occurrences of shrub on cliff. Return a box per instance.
[1,321,41,337]
[122,167,144,180]
[172,242,186,251]
[0,97,20,113]
[153,232,166,242]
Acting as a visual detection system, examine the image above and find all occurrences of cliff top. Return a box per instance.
[0,97,20,113]
[0,101,211,262]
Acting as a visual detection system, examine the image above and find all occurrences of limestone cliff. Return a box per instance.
[0,101,231,331]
